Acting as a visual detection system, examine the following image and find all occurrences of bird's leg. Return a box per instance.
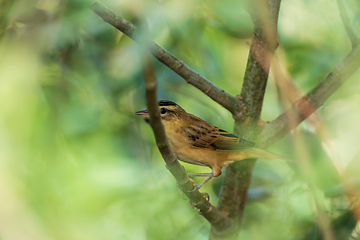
[188,173,214,177]
[197,175,214,189]
[187,173,214,189]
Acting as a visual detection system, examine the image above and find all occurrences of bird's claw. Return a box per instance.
[177,178,198,199]
[189,178,203,193]
[177,187,188,200]
[177,178,211,202]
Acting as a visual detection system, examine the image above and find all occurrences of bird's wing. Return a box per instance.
[214,129,255,150]
[183,119,255,150]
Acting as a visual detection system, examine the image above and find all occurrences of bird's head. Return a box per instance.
[134,100,186,124]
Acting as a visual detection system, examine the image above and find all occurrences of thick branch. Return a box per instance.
[140,54,231,231]
[261,43,360,147]
[211,1,282,239]
[234,0,281,128]
[336,0,359,49]
[91,1,241,114]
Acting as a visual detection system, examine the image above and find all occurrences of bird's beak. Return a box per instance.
[134,109,150,123]
[134,109,149,116]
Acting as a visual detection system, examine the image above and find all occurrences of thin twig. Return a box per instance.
[324,177,360,198]
[261,43,360,147]
[91,1,242,115]
[140,52,231,231]
[336,0,359,49]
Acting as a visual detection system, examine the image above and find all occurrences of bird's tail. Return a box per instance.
[227,148,295,163]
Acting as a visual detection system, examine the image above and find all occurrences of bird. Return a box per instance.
[135,100,293,188]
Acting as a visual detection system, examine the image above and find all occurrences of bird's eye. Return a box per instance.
[160,107,167,114]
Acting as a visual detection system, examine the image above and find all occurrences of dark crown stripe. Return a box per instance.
[158,100,177,106]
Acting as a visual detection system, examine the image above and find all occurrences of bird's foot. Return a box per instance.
[187,173,214,190]
[177,188,188,200]
[177,178,198,199]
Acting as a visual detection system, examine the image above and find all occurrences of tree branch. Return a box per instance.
[140,52,231,231]
[211,1,282,239]
[91,1,241,115]
[324,177,360,198]
[336,0,359,49]
[261,43,360,147]
[91,0,360,238]
[236,0,281,127]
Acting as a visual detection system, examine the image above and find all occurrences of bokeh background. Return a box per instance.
[1,0,360,239]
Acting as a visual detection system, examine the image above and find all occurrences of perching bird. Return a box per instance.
[135,100,293,188]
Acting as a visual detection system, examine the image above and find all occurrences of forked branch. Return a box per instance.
[211,1,282,239]
[91,1,242,114]
[261,44,360,147]
[91,0,360,238]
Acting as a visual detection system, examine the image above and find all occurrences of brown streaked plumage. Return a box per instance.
[135,100,293,188]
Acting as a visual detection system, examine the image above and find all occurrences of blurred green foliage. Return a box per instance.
[0,0,360,239]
